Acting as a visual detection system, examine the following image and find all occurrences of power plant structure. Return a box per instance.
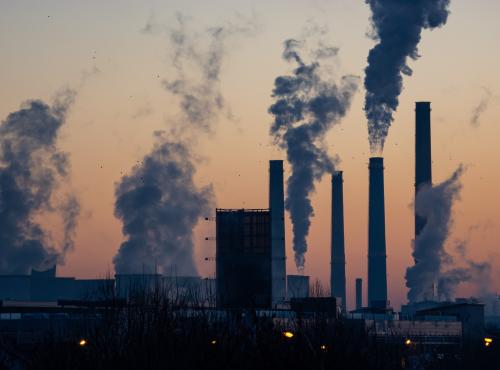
[414,101,436,301]
[287,275,310,299]
[331,171,347,311]
[215,209,272,309]
[367,157,388,309]
[415,101,432,238]
[269,160,287,307]
[0,102,494,348]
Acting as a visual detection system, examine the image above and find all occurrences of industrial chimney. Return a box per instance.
[331,171,346,311]
[269,160,286,307]
[415,102,432,238]
[355,278,363,310]
[368,157,388,309]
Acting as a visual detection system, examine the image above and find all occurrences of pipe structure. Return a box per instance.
[269,160,286,307]
[415,102,432,238]
[356,278,363,310]
[368,157,388,309]
[331,171,346,311]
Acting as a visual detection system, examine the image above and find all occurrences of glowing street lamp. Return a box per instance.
[79,339,87,347]
[405,339,412,346]
[484,338,493,347]
[283,331,294,339]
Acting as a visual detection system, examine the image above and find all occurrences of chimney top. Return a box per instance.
[369,157,384,168]
[415,102,431,110]
[332,171,343,180]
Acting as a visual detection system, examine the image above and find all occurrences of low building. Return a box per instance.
[287,275,309,299]
[0,266,112,302]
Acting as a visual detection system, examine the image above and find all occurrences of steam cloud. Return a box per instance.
[364,0,451,153]
[406,166,463,302]
[406,165,493,303]
[0,89,80,274]
[470,87,492,127]
[113,141,213,275]
[114,15,254,275]
[269,38,359,270]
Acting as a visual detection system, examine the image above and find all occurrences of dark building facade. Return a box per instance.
[216,209,272,309]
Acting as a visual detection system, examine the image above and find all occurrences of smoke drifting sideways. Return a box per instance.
[269,38,359,271]
[113,15,255,275]
[0,89,80,274]
[470,87,492,127]
[364,0,451,153]
[406,165,492,303]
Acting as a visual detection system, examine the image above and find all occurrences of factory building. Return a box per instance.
[0,266,112,302]
[287,275,310,299]
[215,209,272,309]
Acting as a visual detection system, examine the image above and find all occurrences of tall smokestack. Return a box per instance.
[331,171,346,311]
[415,102,432,238]
[269,160,286,307]
[368,157,388,308]
[356,278,363,310]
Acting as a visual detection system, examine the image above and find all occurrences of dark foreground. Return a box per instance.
[1,292,499,370]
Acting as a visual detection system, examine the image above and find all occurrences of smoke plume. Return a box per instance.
[113,140,213,275]
[113,15,254,275]
[406,165,494,303]
[269,38,359,270]
[470,87,492,127]
[0,89,80,274]
[406,166,463,302]
[364,0,451,153]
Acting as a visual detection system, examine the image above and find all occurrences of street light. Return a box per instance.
[283,331,294,339]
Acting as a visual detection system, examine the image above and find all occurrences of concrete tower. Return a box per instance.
[331,171,346,311]
[269,160,286,307]
[415,102,432,238]
[368,157,388,309]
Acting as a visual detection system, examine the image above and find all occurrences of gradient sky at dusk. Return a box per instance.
[1,0,499,309]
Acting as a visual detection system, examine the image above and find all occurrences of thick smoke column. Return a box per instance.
[364,0,451,153]
[0,89,80,273]
[406,166,463,302]
[113,140,213,275]
[114,16,253,275]
[269,39,359,270]
[407,165,494,303]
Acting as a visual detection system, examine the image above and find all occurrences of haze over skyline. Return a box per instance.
[1,0,499,310]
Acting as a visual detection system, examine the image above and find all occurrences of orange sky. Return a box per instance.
[1,0,499,309]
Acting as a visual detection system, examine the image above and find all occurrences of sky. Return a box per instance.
[1,0,499,310]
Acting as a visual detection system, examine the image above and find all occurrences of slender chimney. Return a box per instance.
[331,171,346,311]
[415,102,432,238]
[356,278,363,310]
[269,160,286,307]
[368,157,388,309]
